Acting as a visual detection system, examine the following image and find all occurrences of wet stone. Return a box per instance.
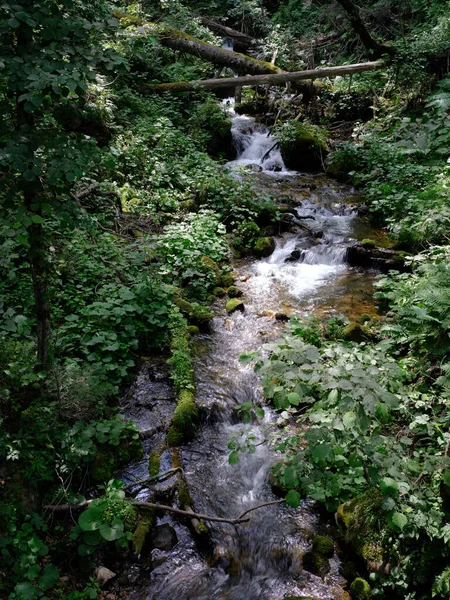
[150,524,178,551]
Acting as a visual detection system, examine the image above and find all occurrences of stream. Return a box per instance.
[122,106,379,600]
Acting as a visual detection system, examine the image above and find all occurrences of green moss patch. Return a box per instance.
[226,299,245,314]
[167,389,198,447]
[312,535,334,558]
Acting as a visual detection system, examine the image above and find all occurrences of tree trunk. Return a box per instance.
[140,60,384,94]
[16,23,51,370]
[113,10,282,75]
[334,0,394,57]
[196,16,256,52]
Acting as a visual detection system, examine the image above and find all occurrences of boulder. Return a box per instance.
[245,163,263,172]
[350,578,372,600]
[346,243,408,272]
[227,285,243,298]
[312,535,334,558]
[254,236,275,257]
[150,524,178,551]
[285,249,302,262]
[279,122,329,172]
[342,322,371,343]
[302,551,331,578]
[226,299,245,314]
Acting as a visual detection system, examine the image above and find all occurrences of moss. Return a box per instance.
[361,239,376,248]
[148,451,161,478]
[342,322,371,343]
[173,296,194,315]
[221,273,235,288]
[312,535,334,558]
[350,578,372,600]
[196,522,209,535]
[253,236,275,257]
[227,285,243,298]
[167,389,198,447]
[337,489,384,566]
[302,551,331,578]
[226,299,245,314]
[187,325,200,335]
[191,305,214,325]
[177,482,193,508]
[357,314,371,324]
[132,514,154,555]
[213,287,226,297]
[201,255,221,283]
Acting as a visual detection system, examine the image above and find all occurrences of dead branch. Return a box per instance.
[43,497,285,525]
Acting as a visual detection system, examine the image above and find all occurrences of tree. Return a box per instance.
[0,0,125,369]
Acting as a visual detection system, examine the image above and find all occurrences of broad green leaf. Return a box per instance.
[14,582,38,600]
[286,392,300,406]
[26,565,41,580]
[228,451,239,465]
[380,477,399,497]
[99,519,124,542]
[38,564,59,591]
[78,507,103,531]
[285,489,301,508]
[391,512,408,530]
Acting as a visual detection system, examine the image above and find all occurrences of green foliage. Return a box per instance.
[71,481,137,556]
[155,209,228,299]
[244,313,450,598]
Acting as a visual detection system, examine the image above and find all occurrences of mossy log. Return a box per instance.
[114,9,282,76]
[196,15,255,52]
[142,61,384,94]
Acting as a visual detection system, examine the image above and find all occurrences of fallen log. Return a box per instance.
[114,9,282,75]
[197,16,256,52]
[141,60,384,94]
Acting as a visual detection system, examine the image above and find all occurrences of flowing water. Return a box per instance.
[123,108,379,600]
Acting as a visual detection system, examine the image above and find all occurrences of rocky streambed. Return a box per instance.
[114,110,392,600]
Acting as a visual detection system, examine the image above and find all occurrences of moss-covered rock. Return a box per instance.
[361,239,376,249]
[201,255,221,284]
[221,272,235,288]
[350,578,372,600]
[213,287,227,297]
[278,122,328,172]
[148,451,161,477]
[132,515,154,555]
[173,296,194,316]
[312,535,334,558]
[336,489,385,571]
[302,551,331,578]
[167,389,198,447]
[227,285,243,298]
[226,299,245,314]
[187,325,200,335]
[177,482,193,508]
[254,236,275,257]
[342,322,371,343]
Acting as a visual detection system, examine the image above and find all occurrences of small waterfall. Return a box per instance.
[225,103,288,173]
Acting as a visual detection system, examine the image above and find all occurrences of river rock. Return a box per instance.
[245,163,263,172]
[227,285,243,298]
[285,249,302,262]
[226,299,245,314]
[275,312,290,322]
[279,122,329,172]
[342,322,371,343]
[150,524,178,551]
[302,551,331,577]
[346,243,407,272]
[254,236,275,257]
[95,567,116,587]
[350,577,372,599]
[312,535,334,558]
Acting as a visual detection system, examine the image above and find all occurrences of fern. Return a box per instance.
[433,566,450,598]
